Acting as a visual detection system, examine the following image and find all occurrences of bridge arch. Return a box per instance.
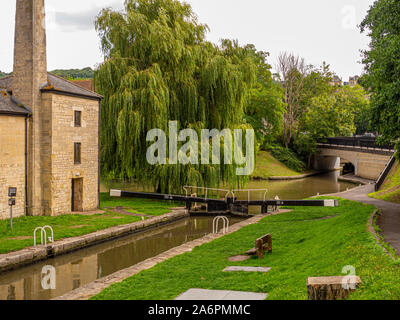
[315,141,394,181]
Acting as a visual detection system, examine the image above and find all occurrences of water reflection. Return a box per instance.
[0,216,242,300]
[247,171,356,200]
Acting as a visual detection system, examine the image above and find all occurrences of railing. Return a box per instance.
[375,156,397,191]
[183,186,231,201]
[34,226,54,247]
[319,137,395,151]
[231,189,268,203]
[213,216,229,234]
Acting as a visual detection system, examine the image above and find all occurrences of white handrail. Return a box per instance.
[34,227,44,247]
[231,189,268,203]
[43,226,54,243]
[34,226,54,247]
[183,187,269,203]
[183,186,231,201]
[213,216,229,234]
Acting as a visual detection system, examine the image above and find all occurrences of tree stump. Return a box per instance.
[307,276,361,300]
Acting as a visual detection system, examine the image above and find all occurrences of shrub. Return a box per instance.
[263,143,306,172]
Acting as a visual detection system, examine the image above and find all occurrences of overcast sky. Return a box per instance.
[0,0,375,80]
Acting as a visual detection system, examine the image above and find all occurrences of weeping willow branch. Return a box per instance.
[95,0,256,193]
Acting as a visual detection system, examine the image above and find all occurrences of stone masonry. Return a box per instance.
[50,94,99,213]
[315,147,393,181]
[0,0,101,218]
[13,0,48,216]
[0,116,26,219]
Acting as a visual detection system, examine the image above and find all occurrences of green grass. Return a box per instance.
[100,193,183,216]
[370,161,400,204]
[92,198,400,300]
[0,194,182,254]
[251,151,305,179]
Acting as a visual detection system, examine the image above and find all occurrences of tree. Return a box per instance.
[303,85,370,139]
[304,91,356,140]
[344,84,372,135]
[242,46,285,145]
[276,52,310,147]
[0,71,10,78]
[297,81,369,166]
[360,0,400,149]
[50,67,94,79]
[95,0,257,193]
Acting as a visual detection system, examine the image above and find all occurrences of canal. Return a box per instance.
[0,216,243,300]
[0,171,356,300]
[101,171,356,200]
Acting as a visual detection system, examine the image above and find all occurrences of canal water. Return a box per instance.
[101,171,356,200]
[0,216,243,300]
[0,171,356,300]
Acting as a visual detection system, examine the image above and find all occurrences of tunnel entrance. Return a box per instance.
[342,162,355,175]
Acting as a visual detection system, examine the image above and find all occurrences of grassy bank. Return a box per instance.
[100,193,183,216]
[0,194,180,254]
[252,151,305,179]
[370,161,400,204]
[92,198,400,300]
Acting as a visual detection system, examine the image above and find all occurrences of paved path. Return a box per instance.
[338,174,375,185]
[327,184,400,256]
[175,289,268,301]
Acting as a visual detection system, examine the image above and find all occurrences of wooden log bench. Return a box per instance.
[245,234,272,259]
[307,276,362,300]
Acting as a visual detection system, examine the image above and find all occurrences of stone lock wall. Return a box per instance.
[49,93,99,215]
[0,116,26,219]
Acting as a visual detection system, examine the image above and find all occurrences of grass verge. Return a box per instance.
[252,151,305,180]
[92,198,400,300]
[370,160,400,204]
[100,193,183,216]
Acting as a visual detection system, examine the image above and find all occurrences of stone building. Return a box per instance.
[349,76,360,87]
[0,0,102,219]
[329,75,343,87]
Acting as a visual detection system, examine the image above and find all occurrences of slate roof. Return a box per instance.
[0,90,31,115]
[44,73,102,99]
[0,75,12,90]
[0,73,102,100]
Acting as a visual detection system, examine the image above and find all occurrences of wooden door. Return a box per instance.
[71,178,83,212]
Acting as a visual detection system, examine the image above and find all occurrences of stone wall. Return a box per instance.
[312,155,341,172]
[0,116,26,219]
[316,147,392,181]
[50,93,99,215]
[13,0,48,217]
[357,153,391,181]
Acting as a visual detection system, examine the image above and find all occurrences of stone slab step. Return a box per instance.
[175,289,268,301]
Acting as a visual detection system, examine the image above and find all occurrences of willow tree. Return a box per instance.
[95,0,256,193]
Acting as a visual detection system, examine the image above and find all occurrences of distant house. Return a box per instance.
[349,76,360,87]
[71,80,94,92]
[330,75,343,86]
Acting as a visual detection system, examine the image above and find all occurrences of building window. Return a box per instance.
[74,143,81,164]
[74,111,82,127]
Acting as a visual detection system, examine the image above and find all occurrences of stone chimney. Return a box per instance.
[13,0,49,216]
[12,0,47,107]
